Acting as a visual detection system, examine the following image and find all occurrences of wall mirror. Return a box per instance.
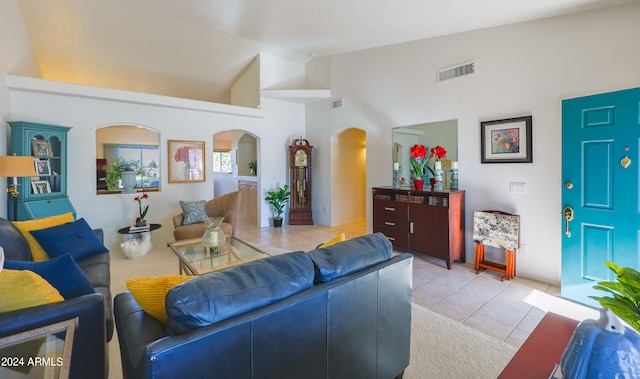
[392,119,458,188]
[96,125,160,194]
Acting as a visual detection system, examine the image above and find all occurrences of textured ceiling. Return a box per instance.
[15,0,636,103]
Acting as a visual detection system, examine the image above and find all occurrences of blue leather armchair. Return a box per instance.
[0,217,112,379]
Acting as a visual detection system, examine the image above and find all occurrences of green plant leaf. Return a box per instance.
[593,261,640,333]
[595,281,639,303]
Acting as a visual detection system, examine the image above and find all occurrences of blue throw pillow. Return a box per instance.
[308,232,392,283]
[29,218,108,261]
[4,254,94,299]
[179,200,208,225]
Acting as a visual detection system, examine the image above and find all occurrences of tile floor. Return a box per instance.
[235,217,599,349]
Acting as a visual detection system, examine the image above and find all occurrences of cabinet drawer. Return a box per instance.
[373,216,407,232]
[374,228,409,250]
[373,200,408,218]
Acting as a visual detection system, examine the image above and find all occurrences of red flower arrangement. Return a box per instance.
[410,145,428,177]
[134,193,149,222]
[409,144,447,177]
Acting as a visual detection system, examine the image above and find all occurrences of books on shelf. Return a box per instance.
[128,225,150,233]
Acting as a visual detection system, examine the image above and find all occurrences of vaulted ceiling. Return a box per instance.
[15,0,636,103]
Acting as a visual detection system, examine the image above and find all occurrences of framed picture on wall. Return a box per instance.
[480,116,533,163]
[168,140,206,183]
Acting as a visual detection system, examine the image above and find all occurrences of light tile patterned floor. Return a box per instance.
[236,216,598,349]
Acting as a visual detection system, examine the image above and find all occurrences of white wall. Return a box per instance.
[5,77,305,250]
[306,3,640,285]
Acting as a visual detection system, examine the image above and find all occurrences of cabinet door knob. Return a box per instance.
[384,207,395,211]
[384,221,395,226]
[410,222,414,234]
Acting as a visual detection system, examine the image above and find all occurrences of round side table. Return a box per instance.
[117,223,162,259]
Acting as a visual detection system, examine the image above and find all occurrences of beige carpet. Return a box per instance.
[406,303,517,378]
[108,244,517,378]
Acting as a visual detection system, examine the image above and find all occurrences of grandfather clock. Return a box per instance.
[289,137,313,225]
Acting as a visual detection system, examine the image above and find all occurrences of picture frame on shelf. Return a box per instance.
[31,180,51,194]
[31,139,53,157]
[34,159,52,175]
[480,116,533,163]
[168,140,206,183]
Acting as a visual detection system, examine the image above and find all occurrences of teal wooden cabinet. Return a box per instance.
[8,121,76,220]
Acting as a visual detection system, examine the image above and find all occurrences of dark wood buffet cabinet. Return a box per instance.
[372,187,465,269]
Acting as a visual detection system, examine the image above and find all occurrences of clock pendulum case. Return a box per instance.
[289,137,313,225]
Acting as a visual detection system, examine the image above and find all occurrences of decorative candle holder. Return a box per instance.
[393,170,401,187]
[434,169,444,191]
[450,168,459,190]
[202,216,226,255]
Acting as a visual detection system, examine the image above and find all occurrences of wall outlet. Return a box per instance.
[519,243,527,254]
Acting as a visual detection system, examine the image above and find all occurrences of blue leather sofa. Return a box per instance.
[0,217,112,379]
[114,232,412,379]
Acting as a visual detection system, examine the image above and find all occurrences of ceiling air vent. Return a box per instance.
[331,97,343,109]
[437,61,475,82]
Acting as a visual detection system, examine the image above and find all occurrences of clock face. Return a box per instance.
[295,150,308,167]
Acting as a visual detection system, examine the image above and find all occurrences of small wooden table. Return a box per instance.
[498,312,579,378]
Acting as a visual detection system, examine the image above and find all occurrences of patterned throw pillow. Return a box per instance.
[179,200,208,225]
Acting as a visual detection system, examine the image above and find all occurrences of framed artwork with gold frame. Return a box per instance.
[168,140,205,183]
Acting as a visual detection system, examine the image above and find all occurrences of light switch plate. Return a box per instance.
[510,182,526,193]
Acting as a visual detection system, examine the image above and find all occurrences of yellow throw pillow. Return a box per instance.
[127,275,193,324]
[319,233,346,248]
[0,269,64,313]
[12,212,74,262]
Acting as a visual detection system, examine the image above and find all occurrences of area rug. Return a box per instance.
[405,303,517,378]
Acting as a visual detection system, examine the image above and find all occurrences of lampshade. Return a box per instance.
[0,155,37,177]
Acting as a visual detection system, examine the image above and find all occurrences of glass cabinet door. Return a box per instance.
[29,133,65,198]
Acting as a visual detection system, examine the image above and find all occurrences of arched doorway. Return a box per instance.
[212,130,260,225]
[331,128,366,225]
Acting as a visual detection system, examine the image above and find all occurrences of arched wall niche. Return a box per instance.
[95,124,160,194]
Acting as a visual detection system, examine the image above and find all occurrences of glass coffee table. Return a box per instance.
[167,236,269,276]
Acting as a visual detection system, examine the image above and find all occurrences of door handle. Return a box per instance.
[564,206,574,237]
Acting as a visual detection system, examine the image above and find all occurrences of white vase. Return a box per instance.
[121,171,137,193]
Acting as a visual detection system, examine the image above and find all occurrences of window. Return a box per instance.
[103,144,160,189]
[212,151,232,173]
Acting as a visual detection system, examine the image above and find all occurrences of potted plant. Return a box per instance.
[265,184,290,227]
[590,261,640,333]
[248,160,257,175]
[102,157,128,192]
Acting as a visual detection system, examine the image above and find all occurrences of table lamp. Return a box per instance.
[0,155,37,220]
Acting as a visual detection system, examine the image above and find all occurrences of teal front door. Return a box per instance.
[561,87,640,306]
